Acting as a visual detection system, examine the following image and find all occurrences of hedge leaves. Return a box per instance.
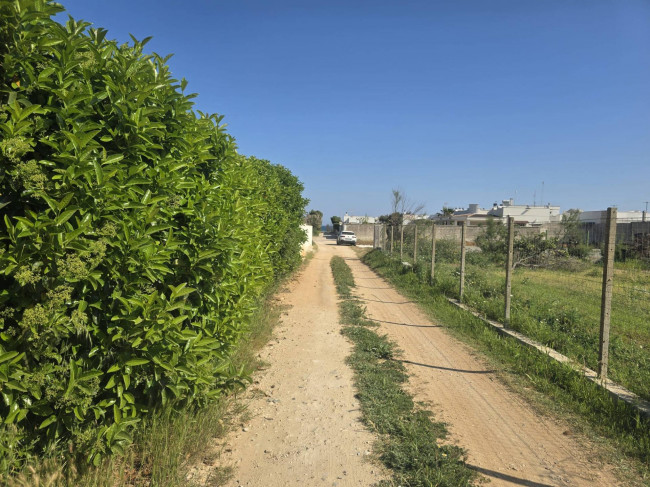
[0,0,308,471]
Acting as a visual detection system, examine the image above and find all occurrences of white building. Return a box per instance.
[578,210,648,224]
[432,199,561,226]
[430,204,492,226]
[488,199,561,226]
[343,212,377,224]
[403,213,430,224]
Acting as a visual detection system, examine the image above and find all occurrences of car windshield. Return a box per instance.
[342,232,354,235]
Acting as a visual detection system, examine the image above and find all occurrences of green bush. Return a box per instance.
[568,243,592,259]
[0,0,307,472]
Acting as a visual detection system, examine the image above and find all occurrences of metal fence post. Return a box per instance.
[504,216,515,326]
[598,207,617,380]
[459,222,466,301]
[414,225,418,263]
[430,223,437,282]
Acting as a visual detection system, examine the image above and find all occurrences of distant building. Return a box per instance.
[431,199,561,226]
[489,199,561,226]
[430,204,491,226]
[403,213,430,224]
[578,210,647,224]
[343,212,377,224]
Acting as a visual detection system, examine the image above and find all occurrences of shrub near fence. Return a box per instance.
[0,0,307,472]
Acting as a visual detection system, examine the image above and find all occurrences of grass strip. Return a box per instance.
[330,256,475,487]
[362,249,650,478]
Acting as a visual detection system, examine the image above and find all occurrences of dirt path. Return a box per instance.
[341,245,622,487]
[214,236,623,487]
[216,237,387,486]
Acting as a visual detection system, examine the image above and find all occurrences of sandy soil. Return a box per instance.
[341,244,622,487]
[215,238,387,486]
[207,235,623,487]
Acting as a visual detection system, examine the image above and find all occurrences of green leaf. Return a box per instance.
[93,161,104,185]
[104,154,124,165]
[125,358,149,366]
[0,351,19,364]
[39,415,57,429]
[55,209,77,226]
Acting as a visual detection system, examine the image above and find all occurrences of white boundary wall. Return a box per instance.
[300,224,313,255]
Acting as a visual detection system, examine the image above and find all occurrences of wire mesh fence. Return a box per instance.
[376,214,650,403]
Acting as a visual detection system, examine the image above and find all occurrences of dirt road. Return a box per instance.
[217,237,387,486]
[215,235,622,486]
[342,242,621,487]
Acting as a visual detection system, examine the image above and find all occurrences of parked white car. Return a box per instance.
[337,231,357,246]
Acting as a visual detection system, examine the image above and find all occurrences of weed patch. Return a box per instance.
[330,256,475,486]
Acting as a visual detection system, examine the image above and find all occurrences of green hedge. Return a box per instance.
[0,0,307,471]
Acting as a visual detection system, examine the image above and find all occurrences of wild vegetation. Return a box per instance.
[304,209,322,236]
[0,0,307,475]
[330,256,475,487]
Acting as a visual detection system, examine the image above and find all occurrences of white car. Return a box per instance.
[337,231,357,246]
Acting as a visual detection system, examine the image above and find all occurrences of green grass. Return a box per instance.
[444,256,650,402]
[388,236,650,402]
[363,249,650,479]
[330,255,475,487]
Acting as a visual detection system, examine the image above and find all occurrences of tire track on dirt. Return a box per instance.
[341,248,621,487]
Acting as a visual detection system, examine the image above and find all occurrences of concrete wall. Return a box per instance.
[364,222,565,246]
[342,221,649,249]
[342,223,376,244]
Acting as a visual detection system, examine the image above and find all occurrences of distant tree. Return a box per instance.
[560,209,582,247]
[475,217,508,255]
[305,209,323,235]
[391,188,425,217]
[331,215,342,233]
[379,212,403,228]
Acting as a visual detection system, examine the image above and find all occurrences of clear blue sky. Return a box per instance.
[57,0,650,221]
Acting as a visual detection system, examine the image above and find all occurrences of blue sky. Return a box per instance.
[57,0,649,221]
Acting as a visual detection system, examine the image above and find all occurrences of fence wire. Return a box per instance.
[377,217,650,402]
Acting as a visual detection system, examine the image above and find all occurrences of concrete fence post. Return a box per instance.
[413,225,418,263]
[390,226,394,254]
[504,216,515,326]
[400,225,404,260]
[598,207,617,380]
[430,223,436,282]
[459,222,466,301]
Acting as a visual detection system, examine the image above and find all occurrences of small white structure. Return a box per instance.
[343,212,377,224]
[433,199,561,226]
[300,224,313,255]
[402,213,430,224]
